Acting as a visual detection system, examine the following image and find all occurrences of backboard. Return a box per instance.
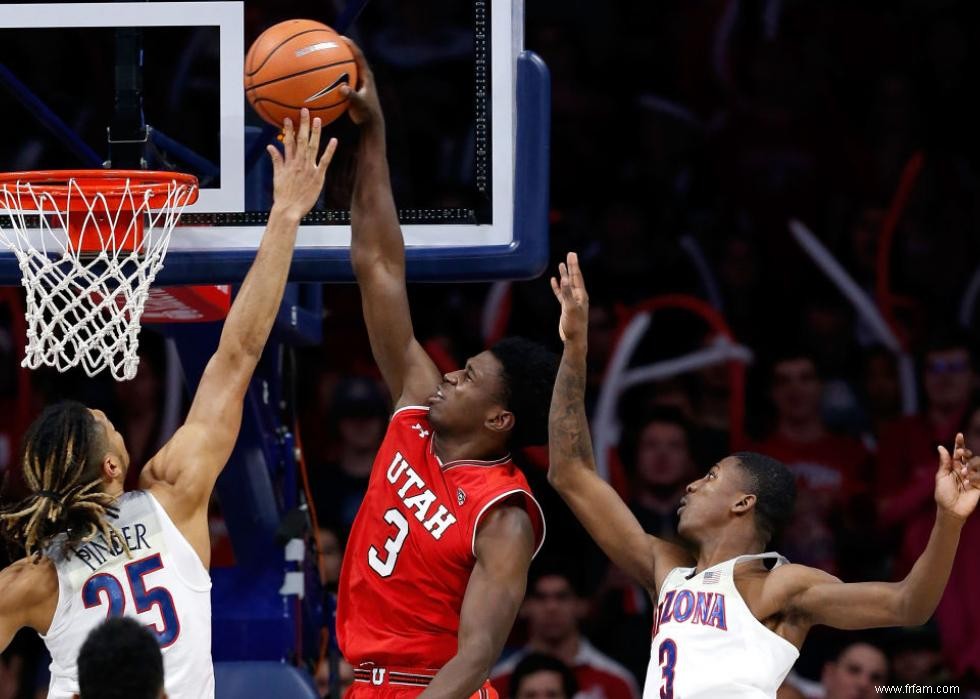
[0,0,549,284]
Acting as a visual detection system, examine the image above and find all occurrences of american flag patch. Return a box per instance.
[703,571,722,584]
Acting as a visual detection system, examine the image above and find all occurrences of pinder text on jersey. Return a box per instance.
[72,523,151,572]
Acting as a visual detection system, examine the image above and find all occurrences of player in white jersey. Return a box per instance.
[0,110,338,699]
[547,252,980,699]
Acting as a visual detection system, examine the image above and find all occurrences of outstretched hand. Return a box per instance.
[339,37,383,128]
[266,108,338,220]
[935,432,980,520]
[550,252,589,347]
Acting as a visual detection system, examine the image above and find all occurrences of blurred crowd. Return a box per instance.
[4,0,980,698]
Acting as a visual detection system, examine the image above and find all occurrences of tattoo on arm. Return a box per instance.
[550,350,595,465]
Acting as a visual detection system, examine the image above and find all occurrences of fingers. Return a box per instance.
[340,36,371,88]
[567,251,585,287]
[308,115,323,158]
[266,144,283,174]
[317,137,339,172]
[961,454,980,480]
[957,447,974,474]
[282,117,295,161]
[550,276,561,300]
[297,108,311,152]
[938,445,952,475]
[557,262,571,297]
[340,83,366,108]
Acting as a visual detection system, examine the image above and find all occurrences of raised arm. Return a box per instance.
[340,38,441,408]
[141,111,337,546]
[420,506,535,699]
[785,436,979,630]
[547,253,691,593]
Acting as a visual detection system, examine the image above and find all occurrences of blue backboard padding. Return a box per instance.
[209,565,299,660]
[0,52,550,285]
[214,661,319,699]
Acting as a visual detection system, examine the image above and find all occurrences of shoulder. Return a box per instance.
[755,562,837,589]
[743,563,839,615]
[0,557,57,594]
[0,557,58,622]
[652,543,697,593]
[475,505,534,546]
[470,486,545,559]
[385,405,432,440]
[474,505,536,566]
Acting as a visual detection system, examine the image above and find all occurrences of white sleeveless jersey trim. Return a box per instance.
[721,555,800,657]
[146,491,211,592]
[40,489,215,699]
[391,405,430,418]
[646,552,799,699]
[470,489,547,559]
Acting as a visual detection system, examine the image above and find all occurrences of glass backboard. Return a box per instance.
[0,0,549,284]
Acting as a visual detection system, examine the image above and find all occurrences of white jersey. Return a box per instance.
[41,490,214,699]
[647,553,799,699]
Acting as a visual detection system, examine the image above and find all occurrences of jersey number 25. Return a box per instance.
[82,553,180,647]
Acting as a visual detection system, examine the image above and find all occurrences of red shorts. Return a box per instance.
[346,664,498,699]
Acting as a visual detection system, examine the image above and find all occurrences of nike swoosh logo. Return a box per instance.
[305,73,351,103]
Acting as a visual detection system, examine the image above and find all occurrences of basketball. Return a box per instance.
[244,19,357,128]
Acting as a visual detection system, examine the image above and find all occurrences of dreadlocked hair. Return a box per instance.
[0,401,124,561]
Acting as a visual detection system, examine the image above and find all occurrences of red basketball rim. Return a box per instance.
[0,169,200,209]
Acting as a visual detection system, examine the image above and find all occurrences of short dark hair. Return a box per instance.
[489,338,560,448]
[77,617,164,699]
[618,405,692,473]
[510,653,578,699]
[732,452,796,545]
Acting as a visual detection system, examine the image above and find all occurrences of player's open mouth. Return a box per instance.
[430,388,445,402]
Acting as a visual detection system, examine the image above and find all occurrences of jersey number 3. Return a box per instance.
[368,508,409,577]
[658,638,677,699]
[82,553,180,647]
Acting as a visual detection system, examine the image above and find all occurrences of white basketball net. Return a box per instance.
[0,176,196,381]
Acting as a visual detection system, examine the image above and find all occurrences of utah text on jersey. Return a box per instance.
[382,451,458,540]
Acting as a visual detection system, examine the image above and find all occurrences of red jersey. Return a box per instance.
[337,406,545,668]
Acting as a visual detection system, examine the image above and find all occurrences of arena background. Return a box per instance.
[2,0,980,697]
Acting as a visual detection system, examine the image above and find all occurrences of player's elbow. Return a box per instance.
[899,600,933,627]
[351,247,402,284]
[546,466,566,489]
[546,460,589,492]
[895,583,932,627]
[218,331,264,365]
[457,637,496,680]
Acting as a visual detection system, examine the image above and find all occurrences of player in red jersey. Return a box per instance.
[335,39,556,699]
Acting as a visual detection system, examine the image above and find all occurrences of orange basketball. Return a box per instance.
[244,19,358,128]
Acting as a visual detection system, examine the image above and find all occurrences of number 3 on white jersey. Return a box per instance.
[368,508,409,577]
